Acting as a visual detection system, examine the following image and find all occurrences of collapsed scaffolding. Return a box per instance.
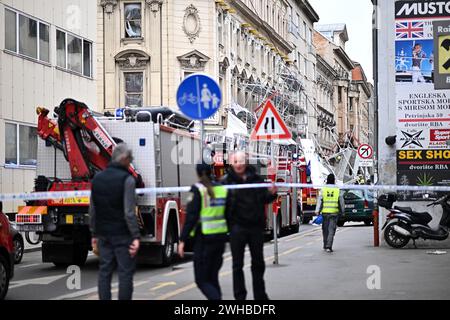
[208,52,371,184]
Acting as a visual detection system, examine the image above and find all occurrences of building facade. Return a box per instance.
[0,0,97,213]
[315,54,337,156]
[350,62,372,146]
[313,24,355,148]
[97,0,318,139]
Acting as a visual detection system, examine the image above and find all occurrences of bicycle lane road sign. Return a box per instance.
[176,74,222,120]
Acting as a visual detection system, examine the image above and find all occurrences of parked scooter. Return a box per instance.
[378,193,450,248]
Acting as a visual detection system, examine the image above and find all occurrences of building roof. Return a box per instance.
[297,0,320,23]
[314,23,349,42]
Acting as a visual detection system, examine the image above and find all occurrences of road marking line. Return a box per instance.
[279,246,302,257]
[18,263,41,269]
[164,269,186,277]
[156,283,197,300]
[157,244,302,300]
[150,282,177,291]
[284,228,322,242]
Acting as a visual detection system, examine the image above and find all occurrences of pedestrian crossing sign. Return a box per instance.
[250,100,292,140]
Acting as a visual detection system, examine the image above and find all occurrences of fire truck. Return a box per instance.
[297,156,319,224]
[15,99,200,266]
[206,134,302,237]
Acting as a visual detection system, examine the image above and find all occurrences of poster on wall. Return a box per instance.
[394,0,450,201]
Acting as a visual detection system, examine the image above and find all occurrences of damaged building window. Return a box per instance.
[125,3,142,38]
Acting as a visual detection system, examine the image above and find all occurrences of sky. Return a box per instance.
[309,0,374,81]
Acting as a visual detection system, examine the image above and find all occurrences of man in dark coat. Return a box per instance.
[222,151,277,300]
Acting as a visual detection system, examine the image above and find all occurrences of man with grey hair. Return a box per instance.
[89,143,141,300]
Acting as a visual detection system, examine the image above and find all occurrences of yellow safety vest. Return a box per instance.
[190,184,228,237]
[321,187,340,214]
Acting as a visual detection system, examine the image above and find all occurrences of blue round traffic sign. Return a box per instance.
[176,74,222,120]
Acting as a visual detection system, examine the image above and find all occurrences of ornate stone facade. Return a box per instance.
[97,0,319,133]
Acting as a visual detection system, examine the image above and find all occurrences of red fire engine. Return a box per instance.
[15,99,200,266]
[206,134,303,238]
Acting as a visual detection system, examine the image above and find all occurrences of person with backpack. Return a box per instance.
[222,151,277,300]
[178,162,229,300]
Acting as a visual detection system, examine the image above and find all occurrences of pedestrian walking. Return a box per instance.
[178,162,229,300]
[222,151,277,300]
[315,173,345,253]
[89,143,141,300]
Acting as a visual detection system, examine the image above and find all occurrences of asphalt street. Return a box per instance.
[6,223,450,300]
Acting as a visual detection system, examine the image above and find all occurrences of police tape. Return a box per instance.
[1,183,450,203]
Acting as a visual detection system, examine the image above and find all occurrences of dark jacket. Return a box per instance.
[180,182,229,243]
[221,165,277,230]
[89,163,140,239]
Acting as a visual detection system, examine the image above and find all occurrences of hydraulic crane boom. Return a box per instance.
[36,99,144,186]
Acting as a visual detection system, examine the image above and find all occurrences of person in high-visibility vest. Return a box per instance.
[315,174,345,253]
[178,162,230,300]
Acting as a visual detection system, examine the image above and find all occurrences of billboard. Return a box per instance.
[394,0,450,200]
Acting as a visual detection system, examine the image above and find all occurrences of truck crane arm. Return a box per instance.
[36,98,144,187]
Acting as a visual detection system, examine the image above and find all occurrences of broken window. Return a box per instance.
[124,3,142,38]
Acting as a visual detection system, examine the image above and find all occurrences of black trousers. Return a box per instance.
[193,239,225,300]
[230,224,269,300]
[98,235,136,300]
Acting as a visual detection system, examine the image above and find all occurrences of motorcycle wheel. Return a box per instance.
[384,222,410,248]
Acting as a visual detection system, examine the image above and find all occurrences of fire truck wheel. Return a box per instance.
[161,223,175,266]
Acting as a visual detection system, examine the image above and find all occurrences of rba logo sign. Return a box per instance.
[366,265,381,290]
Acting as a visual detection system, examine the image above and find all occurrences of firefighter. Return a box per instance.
[315,173,345,253]
[178,162,229,300]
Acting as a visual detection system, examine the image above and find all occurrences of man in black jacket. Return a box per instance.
[222,151,277,300]
[89,143,140,300]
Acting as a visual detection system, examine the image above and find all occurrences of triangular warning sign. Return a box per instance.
[250,100,292,140]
